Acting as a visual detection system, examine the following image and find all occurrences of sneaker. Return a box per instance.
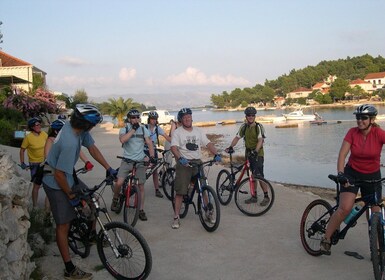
[155,189,164,198]
[110,197,119,212]
[320,237,331,255]
[171,217,180,229]
[205,210,215,224]
[64,266,92,280]
[139,210,148,221]
[260,197,270,206]
[244,196,258,204]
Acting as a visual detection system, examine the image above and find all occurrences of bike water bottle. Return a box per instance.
[344,204,362,224]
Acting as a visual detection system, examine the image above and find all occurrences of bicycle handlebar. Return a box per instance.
[72,168,115,198]
[328,174,385,186]
[117,156,152,166]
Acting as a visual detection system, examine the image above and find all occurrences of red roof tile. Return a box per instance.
[364,72,385,80]
[0,50,31,67]
[350,78,370,85]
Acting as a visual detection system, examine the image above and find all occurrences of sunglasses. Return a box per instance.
[34,123,41,126]
[246,114,256,117]
[356,115,369,121]
[130,116,140,119]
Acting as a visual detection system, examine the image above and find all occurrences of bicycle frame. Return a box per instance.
[228,152,255,195]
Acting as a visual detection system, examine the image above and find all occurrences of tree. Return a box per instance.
[329,78,350,101]
[105,97,141,127]
[72,89,88,107]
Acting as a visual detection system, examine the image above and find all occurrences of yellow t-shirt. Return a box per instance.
[21,131,48,163]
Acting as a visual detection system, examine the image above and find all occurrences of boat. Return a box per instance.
[309,112,327,125]
[283,109,316,121]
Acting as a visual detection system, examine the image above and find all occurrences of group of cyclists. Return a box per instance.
[18,101,385,279]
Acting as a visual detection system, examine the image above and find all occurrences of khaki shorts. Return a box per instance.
[117,160,146,185]
[174,159,200,195]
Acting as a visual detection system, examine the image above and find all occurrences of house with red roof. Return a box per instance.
[312,82,330,94]
[364,72,385,90]
[349,78,373,92]
[286,87,313,99]
[0,50,46,91]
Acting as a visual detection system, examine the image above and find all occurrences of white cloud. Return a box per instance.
[119,67,137,81]
[57,56,88,67]
[50,75,114,91]
[165,67,250,87]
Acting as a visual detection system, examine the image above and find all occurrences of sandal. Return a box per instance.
[320,237,331,255]
[344,251,364,260]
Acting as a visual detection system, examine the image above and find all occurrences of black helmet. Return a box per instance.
[244,107,257,115]
[353,104,378,116]
[177,108,192,122]
[74,104,103,125]
[50,119,65,131]
[148,111,159,119]
[127,109,140,118]
[27,117,42,129]
[57,114,67,120]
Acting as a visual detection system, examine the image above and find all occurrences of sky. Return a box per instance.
[1,0,385,109]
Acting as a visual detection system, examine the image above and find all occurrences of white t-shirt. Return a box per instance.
[171,126,210,160]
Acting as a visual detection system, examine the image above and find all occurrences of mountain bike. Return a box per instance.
[300,175,385,280]
[68,168,152,280]
[171,160,221,232]
[113,156,146,227]
[145,148,175,200]
[215,149,275,216]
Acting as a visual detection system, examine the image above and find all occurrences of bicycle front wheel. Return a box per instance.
[370,212,385,280]
[216,169,233,205]
[234,177,275,216]
[68,218,91,258]
[161,168,175,201]
[97,221,152,280]
[198,185,221,232]
[171,183,189,218]
[300,199,332,256]
[123,185,141,227]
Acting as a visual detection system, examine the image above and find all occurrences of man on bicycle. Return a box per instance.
[144,111,172,198]
[42,104,117,280]
[111,109,156,221]
[170,107,221,229]
[226,106,270,206]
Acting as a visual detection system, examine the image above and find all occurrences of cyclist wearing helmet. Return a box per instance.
[144,111,172,198]
[225,106,270,206]
[111,109,155,221]
[321,104,385,255]
[19,116,48,208]
[170,107,221,229]
[42,104,117,279]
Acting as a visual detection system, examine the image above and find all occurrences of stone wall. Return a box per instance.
[0,149,34,280]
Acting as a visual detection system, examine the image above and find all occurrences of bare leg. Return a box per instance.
[174,194,183,218]
[139,184,145,210]
[32,183,40,208]
[56,223,71,262]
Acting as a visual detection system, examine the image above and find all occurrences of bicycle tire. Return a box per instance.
[171,182,189,219]
[97,221,152,280]
[300,199,332,256]
[123,185,141,227]
[370,212,385,280]
[68,218,91,258]
[198,185,221,232]
[216,169,233,205]
[234,177,275,216]
[161,168,175,201]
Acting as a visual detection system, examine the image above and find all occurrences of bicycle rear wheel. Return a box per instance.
[161,168,175,201]
[234,177,275,216]
[97,221,152,280]
[123,185,141,227]
[370,212,385,280]
[198,185,221,232]
[171,183,189,218]
[300,199,332,256]
[216,169,233,205]
[68,218,91,258]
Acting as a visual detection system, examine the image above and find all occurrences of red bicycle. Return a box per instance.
[215,149,275,216]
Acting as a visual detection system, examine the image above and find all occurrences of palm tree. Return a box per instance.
[106,97,140,127]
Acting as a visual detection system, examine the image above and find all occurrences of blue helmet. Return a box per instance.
[75,104,103,125]
[50,119,65,131]
[27,117,42,129]
[177,108,192,122]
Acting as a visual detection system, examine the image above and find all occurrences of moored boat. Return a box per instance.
[283,109,316,121]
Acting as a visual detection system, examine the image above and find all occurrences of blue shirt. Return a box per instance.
[43,122,94,190]
[120,124,150,161]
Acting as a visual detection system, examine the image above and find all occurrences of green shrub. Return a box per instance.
[0,106,24,123]
[0,119,14,145]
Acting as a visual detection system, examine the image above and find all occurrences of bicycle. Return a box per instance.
[300,175,385,280]
[113,156,147,227]
[171,160,221,232]
[215,149,275,216]
[68,168,152,280]
[144,148,175,201]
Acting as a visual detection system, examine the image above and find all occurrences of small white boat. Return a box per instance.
[283,109,316,121]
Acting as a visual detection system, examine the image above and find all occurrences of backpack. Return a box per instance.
[240,122,266,139]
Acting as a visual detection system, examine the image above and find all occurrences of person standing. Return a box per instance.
[144,111,172,198]
[320,104,385,255]
[42,104,117,279]
[226,106,270,206]
[20,117,48,209]
[111,109,155,221]
[170,108,221,229]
